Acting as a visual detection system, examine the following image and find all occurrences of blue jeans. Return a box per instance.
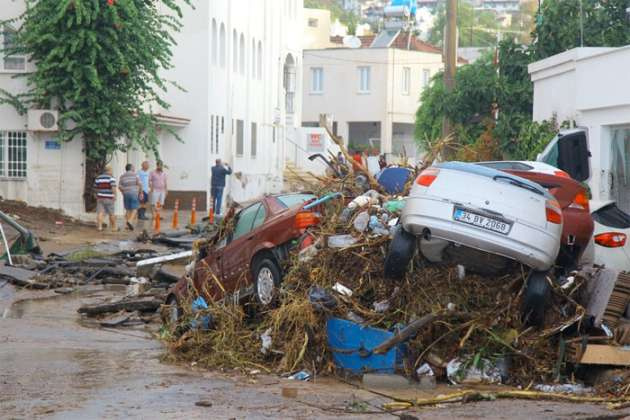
[211,186,224,215]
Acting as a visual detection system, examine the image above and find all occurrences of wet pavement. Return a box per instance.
[2,282,630,419]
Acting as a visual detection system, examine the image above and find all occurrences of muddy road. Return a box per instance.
[1,283,629,419]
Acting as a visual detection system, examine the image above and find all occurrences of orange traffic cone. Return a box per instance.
[208,204,214,224]
[154,202,161,232]
[171,199,179,229]
[190,197,197,225]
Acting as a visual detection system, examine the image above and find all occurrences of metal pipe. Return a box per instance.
[0,223,13,266]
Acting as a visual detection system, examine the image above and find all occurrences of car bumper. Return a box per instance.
[402,196,561,271]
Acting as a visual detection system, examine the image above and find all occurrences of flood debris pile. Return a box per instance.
[162,160,621,397]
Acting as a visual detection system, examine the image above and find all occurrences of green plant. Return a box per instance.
[1,0,190,211]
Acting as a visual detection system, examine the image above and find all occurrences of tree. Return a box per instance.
[1,0,190,211]
[428,1,500,48]
[532,0,630,59]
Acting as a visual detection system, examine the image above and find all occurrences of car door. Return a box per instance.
[221,202,266,297]
[538,129,590,182]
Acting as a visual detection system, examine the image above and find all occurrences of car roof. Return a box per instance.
[436,161,553,199]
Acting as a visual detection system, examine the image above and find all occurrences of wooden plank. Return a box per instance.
[576,344,630,366]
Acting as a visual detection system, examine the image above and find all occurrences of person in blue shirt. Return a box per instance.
[210,159,232,215]
[137,161,150,220]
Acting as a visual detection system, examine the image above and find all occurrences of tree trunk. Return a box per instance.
[84,154,106,212]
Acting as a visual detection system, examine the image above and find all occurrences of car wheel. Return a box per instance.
[521,270,551,327]
[385,226,417,279]
[253,258,281,306]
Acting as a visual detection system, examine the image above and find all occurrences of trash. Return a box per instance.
[353,211,370,232]
[348,195,378,210]
[327,234,358,248]
[369,215,389,236]
[308,286,337,311]
[372,300,390,313]
[298,244,319,262]
[287,370,311,381]
[377,167,413,194]
[346,311,364,323]
[387,217,399,227]
[533,383,593,394]
[446,357,502,385]
[457,265,466,280]
[416,363,435,377]
[190,296,212,331]
[136,250,193,268]
[195,400,213,407]
[260,328,273,355]
[78,296,163,316]
[383,200,406,213]
[333,282,353,297]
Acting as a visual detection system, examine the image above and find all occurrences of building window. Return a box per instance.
[211,19,217,65]
[232,30,238,71]
[402,67,410,95]
[308,18,319,27]
[215,115,219,154]
[311,67,323,93]
[236,119,244,156]
[221,117,224,134]
[422,69,431,87]
[239,34,245,75]
[2,26,26,71]
[219,24,226,68]
[257,41,262,81]
[251,122,257,158]
[0,131,27,178]
[251,38,256,77]
[272,126,276,143]
[358,66,371,93]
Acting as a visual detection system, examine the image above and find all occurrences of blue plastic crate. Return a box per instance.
[326,317,405,374]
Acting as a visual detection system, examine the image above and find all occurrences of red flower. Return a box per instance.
[107,0,115,5]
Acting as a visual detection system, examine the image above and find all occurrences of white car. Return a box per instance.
[477,160,571,177]
[584,200,630,272]
[398,162,563,272]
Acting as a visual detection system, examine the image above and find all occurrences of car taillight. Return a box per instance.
[594,232,627,248]
[569,189,589,211]
[546,199,562,224]
[554,170,570,178]
[416,168,439,187]
[294,211,320,230]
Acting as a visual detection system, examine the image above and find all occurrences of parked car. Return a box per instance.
[165,193,319,322]
[584,200,630,272]
[385,162,563,325]
[478,161,594,270]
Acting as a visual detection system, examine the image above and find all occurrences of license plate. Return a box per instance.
[453,208,511,235]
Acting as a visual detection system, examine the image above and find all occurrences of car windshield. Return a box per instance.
[275,194,316,208]
[478,162,534,171]
[593,203,630,229]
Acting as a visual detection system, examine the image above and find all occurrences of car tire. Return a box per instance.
[385,226,417,279]
[521,270,551,327]
[252,257,281,306]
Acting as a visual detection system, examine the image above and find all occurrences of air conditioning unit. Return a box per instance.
[27,109,59,132]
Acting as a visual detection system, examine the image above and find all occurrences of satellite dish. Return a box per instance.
[342,35,362,49]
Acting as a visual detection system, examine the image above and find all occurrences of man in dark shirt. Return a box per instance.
[210,159,232,216]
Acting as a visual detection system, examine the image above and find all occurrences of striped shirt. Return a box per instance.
[119,171,140,194]
[94,174,116,199]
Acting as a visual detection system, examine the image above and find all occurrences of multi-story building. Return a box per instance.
[0,0,303,216]
[302,30,446,159]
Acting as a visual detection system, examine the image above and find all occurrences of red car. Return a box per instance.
[166,193,319,317]
[479,162,594,270]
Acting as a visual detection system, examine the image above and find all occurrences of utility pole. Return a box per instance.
[442,0,457,157]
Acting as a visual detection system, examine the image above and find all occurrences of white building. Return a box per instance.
[302,32,445,159]
[0,0,303,216]
[529,46,630,211]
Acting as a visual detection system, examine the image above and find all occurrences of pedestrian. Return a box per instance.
[210,159,232,215]
[379,154,387,170]
[149,160,168,216]
[337,151,345,164]
[94,165,117,232]
[137,161,150,220]
[119,163,142,231]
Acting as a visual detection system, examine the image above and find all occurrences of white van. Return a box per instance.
[539,128,630,271]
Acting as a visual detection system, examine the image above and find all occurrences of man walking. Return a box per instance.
[137,161,150,220]
[94,165,117,232]
[119,163,142,231]
[149,160,168,215]
[210,159,232,215]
